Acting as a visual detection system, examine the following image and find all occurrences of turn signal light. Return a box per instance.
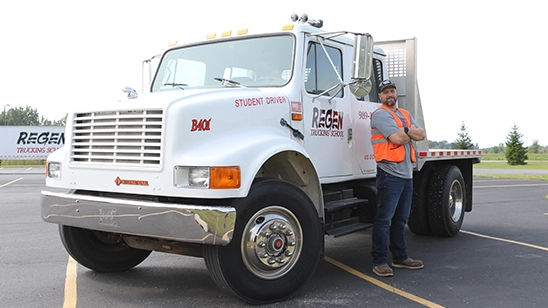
[292,113,303,121]
[210,167,241,189]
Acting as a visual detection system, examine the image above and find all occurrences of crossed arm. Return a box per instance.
[388,125,426,145]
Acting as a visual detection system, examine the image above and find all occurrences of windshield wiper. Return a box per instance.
[164,83,187,89]
[214,77,245,88]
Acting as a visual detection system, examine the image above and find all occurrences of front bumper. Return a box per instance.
[41,191,235,245]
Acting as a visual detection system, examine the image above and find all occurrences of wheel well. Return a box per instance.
[255,151,322,218]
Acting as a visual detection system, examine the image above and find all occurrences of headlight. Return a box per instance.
[173,166,240,189]
[47,162,61,179]
[189,167,210,187]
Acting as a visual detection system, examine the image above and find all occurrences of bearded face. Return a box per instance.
[378,87,397,107]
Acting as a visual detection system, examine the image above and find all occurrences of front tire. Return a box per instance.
[203,178,323,304]
[427,166,466,237]
[59,225,152,272]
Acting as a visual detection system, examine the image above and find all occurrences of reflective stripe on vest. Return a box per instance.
[370,105,416,163]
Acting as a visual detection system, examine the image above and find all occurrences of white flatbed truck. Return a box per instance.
[41,14,481,304]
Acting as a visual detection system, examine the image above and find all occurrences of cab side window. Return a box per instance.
[305,43,343,98]
[368,58,384,103]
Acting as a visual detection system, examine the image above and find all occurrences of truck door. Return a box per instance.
[302,40,352,179]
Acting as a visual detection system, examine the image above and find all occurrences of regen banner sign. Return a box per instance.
[0,126,65,160]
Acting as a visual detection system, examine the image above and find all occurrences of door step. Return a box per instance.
[323,189,371,237]
[325,218,373,237]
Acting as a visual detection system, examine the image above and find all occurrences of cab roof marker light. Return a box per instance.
[221,31,232,37]
[206,33,216,39]
[237,29,248,35]
[282,24,294,31]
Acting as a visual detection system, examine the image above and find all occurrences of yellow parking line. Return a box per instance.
[461,230,548,252]
[324,256,444,308]
[63,256,78,308]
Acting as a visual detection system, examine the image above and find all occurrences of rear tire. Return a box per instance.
[59,225,152,272]
[408,166,434,235]
[203,178,322,304]
[427,166,466,237]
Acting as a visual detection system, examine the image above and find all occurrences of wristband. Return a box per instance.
[404,127,409,134]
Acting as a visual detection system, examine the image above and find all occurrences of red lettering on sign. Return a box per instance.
[234,97,264,108]
[17,147,46,153]
[191,119,212,132]
[266,96,287,104]
[234,96,287,108]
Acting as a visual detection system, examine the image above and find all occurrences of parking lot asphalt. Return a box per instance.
[1,169,548,307]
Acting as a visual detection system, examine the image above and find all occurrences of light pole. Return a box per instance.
[3,104,9,126]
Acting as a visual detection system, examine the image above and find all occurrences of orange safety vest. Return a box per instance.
[370,105,416,163]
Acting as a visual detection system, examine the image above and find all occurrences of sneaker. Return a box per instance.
[391,258,424,269]
[372,264,394,277]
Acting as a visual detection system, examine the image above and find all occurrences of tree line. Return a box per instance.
[1,106,66,126]
[430,122,539,165]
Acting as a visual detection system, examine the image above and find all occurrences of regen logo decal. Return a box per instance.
[310,107,344,137]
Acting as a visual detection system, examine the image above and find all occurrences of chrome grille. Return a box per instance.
[71,109,163,166]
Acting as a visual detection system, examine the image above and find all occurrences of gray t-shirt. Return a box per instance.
[370,107,419,179]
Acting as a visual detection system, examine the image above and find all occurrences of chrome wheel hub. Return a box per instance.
[449,179,464,222]
[241,206,302,280]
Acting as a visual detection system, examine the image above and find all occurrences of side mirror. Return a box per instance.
[142,54,162,94]
[350,33,374,97]
[142,58,153,93]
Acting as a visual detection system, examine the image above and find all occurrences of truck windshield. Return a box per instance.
[152,35,294,92]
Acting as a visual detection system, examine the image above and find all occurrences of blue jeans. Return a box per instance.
[371,167,413,265]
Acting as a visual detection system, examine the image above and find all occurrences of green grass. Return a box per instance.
[473,173,548,181]
[474,160,548,170]
[480,153,548,161]
[474,155,548,181]
[0,160,46,167]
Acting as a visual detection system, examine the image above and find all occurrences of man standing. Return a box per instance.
[370,80,426,277]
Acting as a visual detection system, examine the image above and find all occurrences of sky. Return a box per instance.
[1,0,546,148]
